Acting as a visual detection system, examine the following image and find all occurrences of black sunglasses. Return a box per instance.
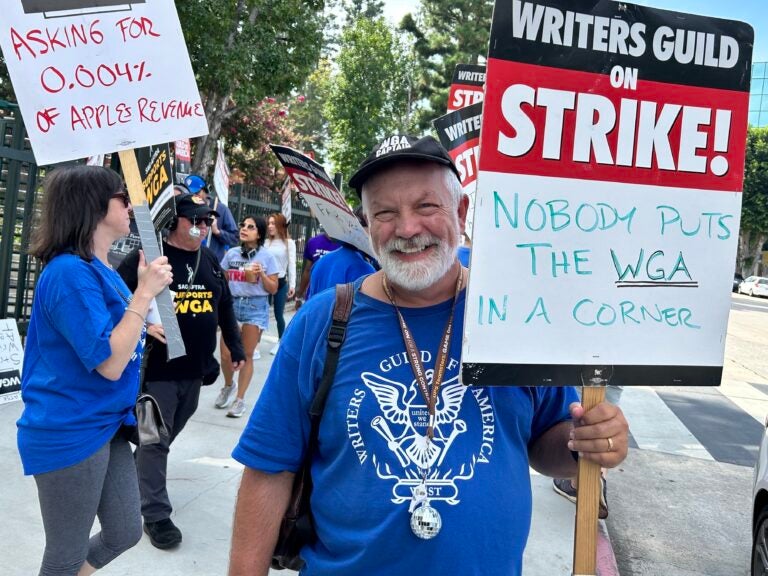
[112,190,131,208]
[239,223,257,231]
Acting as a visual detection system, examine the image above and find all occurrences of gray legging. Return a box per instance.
[34,435,142,576]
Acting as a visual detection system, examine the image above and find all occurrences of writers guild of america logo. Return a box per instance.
[345,368,496,506]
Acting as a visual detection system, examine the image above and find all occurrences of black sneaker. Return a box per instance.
[552,478,577,503]
[143,518,182,549]
[552,477,609,519]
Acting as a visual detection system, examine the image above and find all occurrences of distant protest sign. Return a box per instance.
[462,0,753,388]
[0,0,208,166]
[447,64,485,112]
[433,101,482,236]
[174,138,191,183]
[0,320,23,405]
[271,145,373,257]
[213,142,230,206]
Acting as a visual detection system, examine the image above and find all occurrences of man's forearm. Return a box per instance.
[229,468,294,576]
[296,261,312,298]
[528,421,578,478]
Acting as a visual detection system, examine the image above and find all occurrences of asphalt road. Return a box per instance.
[606,293,768,576]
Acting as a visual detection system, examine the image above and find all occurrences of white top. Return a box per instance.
[265,238,297,290]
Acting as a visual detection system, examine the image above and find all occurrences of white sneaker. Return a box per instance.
[270,342,279,355]
[214,383,238,409]
[253,350,261,360]
[227,399,247,418]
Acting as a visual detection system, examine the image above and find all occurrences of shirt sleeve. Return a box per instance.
[47,262,115,372]
[264,251,280,276]
[217,205,240,248]
[288,239,297,291]
[232,293,334,471]
[529,386,580,444]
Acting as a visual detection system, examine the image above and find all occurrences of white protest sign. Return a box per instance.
[280,177,293,223]
[213,141,230,205]
[0,319,24,405]
[462,0,753,388]
[0,0,208,166]
[271,144,374,258]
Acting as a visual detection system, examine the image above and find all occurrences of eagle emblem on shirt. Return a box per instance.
[362,370,467,470]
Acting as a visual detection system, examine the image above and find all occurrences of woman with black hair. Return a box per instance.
[17,165,173,576]
[215,215,279,418]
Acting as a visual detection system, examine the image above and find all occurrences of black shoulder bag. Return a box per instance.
[271,282,355,571]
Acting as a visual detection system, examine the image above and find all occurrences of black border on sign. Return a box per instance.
[489,0,753,92]
[461,363,722,387]
[22,0,144,13]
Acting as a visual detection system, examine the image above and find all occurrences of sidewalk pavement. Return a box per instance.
[0,305,619,575]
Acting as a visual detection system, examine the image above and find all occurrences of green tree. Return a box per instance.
[400,0,493,130]
[178,0,325,178]
[739,126,768,275]
[0,55,14,103]
[342,0,384,23]
[324,17,416,200]
[222,96,305,188]
[291,59,335,165]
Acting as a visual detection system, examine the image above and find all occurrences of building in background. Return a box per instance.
[750,62,768,128]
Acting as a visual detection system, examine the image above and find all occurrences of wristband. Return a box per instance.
[124,307,146,323]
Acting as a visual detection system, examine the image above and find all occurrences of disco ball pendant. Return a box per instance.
[410,503,442,539]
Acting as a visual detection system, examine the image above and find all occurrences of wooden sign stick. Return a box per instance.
[118,149,186,360]
[572,367,611,576]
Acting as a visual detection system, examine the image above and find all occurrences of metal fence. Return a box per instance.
[228,182,320,269]
[0,101,42,336]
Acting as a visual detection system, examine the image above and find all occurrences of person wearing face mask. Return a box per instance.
[117,193,245,551]
[184,174,239,262]
[215,215,280,418]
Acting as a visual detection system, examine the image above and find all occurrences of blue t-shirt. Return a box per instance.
[308,245,375,298]
[221,246,280,298]
[457,245,471,267]
[17,255,144,476]
[233,281,577,575]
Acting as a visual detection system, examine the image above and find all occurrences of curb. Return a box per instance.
[596,520,621,576]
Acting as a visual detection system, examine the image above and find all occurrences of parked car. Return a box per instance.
[739,276,768,298]
[734,273,745,292]
[753,415,768,575]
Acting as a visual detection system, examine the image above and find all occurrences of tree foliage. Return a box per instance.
[739,126,768,274]
[324,17,416,200]
[177,0,325,177]
[222,96,305,188]
[400,0,493,130]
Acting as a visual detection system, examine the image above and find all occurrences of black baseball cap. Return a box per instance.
[348,134,460,197]
[174,194,219,220]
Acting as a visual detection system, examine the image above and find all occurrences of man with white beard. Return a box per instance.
[227,135,629,576]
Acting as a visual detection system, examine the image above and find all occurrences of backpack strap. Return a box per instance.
[309,282,355,419]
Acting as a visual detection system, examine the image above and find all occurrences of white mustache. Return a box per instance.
[383,235,439,254]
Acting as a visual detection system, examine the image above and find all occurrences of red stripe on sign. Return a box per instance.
[284,166,347,211]
[448,138,481,187]
[448,85,485,112]
[479,59,748,191]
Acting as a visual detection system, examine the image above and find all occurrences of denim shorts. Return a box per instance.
[232,295,269,329]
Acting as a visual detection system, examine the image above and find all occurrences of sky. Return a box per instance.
[381,0,768,62]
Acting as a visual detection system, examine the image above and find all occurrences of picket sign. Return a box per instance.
[0,1,210,360]
[470,1,754,573]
